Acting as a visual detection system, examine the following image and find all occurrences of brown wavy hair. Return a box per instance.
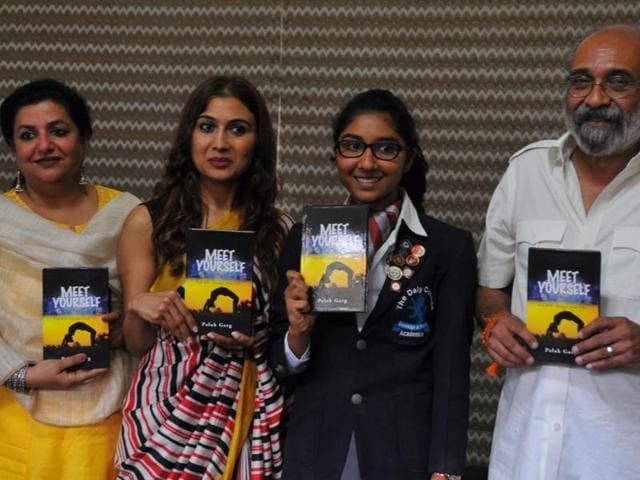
[150,76,285,293]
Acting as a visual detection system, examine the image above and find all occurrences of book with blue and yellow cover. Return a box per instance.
[185,229,254,336]
[42,268,110,369]
[526,247,600,364]
[301,205,368,312]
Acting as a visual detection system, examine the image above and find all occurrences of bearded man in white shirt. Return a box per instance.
[477,24,640,480]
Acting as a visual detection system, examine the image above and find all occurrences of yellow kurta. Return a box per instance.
[0,185,129,480]
[0,387,121,479]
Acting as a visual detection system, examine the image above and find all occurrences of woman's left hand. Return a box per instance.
[102,310,123,348]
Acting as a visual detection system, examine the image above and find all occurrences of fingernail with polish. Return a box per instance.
[526,357,534,365]
[531,341,539,349]
[571,346,579,355]
[586,363,593,370]
[575,356,583,365]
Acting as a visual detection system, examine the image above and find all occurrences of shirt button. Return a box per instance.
[274,364,285,374]
[553,423,561,432]
[351,393,363,405]
[356,339,367,350]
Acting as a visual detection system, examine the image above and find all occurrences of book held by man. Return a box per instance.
[185,229,254,336]
[526,247,600,364]
[42,268,110,369]
[301,205,368,312]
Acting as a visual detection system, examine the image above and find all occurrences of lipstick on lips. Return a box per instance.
[208,156,232,168]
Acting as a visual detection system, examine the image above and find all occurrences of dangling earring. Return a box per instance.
[79,164,88,185]
[15,170,24,193]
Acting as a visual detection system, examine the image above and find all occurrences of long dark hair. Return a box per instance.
[332,89,428,212]
[151,76,285,293]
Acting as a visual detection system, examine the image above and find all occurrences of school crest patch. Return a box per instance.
[392,285,434,339]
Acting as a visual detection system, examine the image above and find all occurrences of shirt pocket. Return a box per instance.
[515,219,566,258]
[516,219,567,246]
[607,227,640,299]
[515,220,567,289]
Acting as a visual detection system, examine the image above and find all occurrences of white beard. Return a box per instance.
[564,101,640,156]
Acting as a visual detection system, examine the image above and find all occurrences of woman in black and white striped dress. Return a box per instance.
[116,76,292,480]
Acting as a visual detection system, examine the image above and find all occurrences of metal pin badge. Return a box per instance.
[406,254,420,267]
[387,266,403,281]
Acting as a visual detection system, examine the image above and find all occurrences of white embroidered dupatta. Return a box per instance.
[0,191,139,425]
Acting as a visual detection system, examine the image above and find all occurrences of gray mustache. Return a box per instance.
[574,104,624,126]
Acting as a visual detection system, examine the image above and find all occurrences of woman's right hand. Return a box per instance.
[129,290,198,342]
[25,354,107,390]
[285,270,316,357]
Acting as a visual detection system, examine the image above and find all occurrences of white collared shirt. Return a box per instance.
[478,133,640,480]
[285,191,427,369]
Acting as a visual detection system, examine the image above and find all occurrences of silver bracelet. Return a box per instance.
[4,365,29,393]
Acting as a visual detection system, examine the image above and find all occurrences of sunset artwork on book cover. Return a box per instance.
[301,205,368,312]
[526,247,601,364]
[42,268,110,369]
[185,229,254,336]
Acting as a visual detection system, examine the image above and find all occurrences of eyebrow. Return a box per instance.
[15,119,71,130]
[339,133,401,143]
[196,114,252,124]
[569,68,634,78]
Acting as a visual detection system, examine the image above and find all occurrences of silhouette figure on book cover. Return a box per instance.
[545,310,585,338]
[318,261,355,288]
[61,321,98,347]
[203,287,240,313]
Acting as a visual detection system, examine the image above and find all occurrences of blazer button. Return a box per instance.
[356,339,367,350]
[351,393,363,405]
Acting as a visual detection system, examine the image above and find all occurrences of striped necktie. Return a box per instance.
[367,200,401,259]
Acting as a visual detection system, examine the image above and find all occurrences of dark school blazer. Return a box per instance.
[269,212,477,480]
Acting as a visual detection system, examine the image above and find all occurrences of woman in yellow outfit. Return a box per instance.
[0,79,140,479]
[116,76,292,479]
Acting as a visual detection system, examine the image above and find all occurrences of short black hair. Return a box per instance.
[332,89,428,212]
[1,78,92,148]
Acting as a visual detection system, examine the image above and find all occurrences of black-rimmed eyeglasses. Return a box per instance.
[335,139,406,161]
[566,74,640,99]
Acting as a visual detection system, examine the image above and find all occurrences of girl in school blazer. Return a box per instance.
[269,89,476,480]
